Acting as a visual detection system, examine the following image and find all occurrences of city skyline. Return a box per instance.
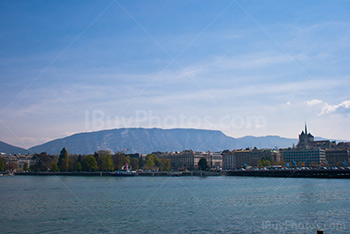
[1,0,350,148]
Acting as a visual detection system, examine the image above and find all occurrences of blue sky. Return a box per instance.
[1,0,350,148]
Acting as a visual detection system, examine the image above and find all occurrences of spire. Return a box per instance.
[305,122,307,135]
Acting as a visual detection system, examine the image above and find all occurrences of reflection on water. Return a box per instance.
[0,176,349,233]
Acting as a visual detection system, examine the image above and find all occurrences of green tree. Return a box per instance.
[145,154,155,169]
[50,162,60,172]
[82,155,98,171]
[23,162,29,171]
[130,158,139,170]
[77,155,83,163]
[154,156,162,168]
[101,155,114,171]
[198,158,208,171]
[74,161,82,171]
[94,150,111,170]
[0,157,5,171]
[125,156,130,166]
[30,152,54,172]
[58,148,69,172]
[259,159,271,167]
[160,158,171,171]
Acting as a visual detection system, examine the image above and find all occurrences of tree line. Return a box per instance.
[29,148,170,172]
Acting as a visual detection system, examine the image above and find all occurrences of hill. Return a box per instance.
[0,141,28,155]
[28,128,298,154]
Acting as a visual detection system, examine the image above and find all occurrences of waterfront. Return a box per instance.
[0,176,349,233]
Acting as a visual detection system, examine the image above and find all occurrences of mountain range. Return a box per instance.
[1,127,344,155]
[26,128,298,154]
[0,141,28,155]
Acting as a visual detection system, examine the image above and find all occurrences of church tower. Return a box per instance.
[297,123,314,148]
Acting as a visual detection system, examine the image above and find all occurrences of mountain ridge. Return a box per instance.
[27,127,298,154]
[0,141,28,155]
[3,128,346,155]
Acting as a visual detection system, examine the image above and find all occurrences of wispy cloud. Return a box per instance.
[306,99,323,106]
[321,100,350,115]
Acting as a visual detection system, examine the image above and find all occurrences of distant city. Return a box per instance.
[0,124,349,174]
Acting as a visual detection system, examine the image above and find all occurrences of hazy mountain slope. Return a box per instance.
[0,141,28,154]
[236,135,298,149]
[28,128,299,154]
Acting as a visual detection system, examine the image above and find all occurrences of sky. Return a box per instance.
[1,0,350,148]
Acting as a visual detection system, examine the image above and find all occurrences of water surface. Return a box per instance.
[0,176,349,233]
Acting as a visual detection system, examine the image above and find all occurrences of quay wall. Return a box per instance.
[13,169,350,178]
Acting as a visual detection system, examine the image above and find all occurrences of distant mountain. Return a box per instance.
[236,135,297,149]
[0,141,28,155]
[28,128,299,154]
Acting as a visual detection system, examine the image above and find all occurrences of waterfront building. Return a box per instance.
[282,148,326,167]
[234,149,253,168]
[0,154,33,171]
[296,123,336,150]
[209,152,223,169]
[325,149,349,166]
[222,148,280,169]
[296,123,315,148]
[222,151,236,170]
[161,150,222,170]
[335,142,350,150]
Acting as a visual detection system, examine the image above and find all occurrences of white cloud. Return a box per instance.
[306,99,323,106]
[321,100,350,114]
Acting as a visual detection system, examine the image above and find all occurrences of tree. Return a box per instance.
[0,157,5,171]
[23,162,29,171]
[145,154,155,169]
[112,153,126,170]
[58,148,69,172]
[50,162,60,172]
[82,155,98,171]
[153,156,162,168]
[74,161,82,171]
[259,159,271,167]
[160,158,171,171]
[125,156,130,166]
[101,155,114,171]
[139,157,145,169]
[94,150,112,170]
[130,158,139,170]
[30,152,54,171]
[198,158,208,171]
[7,161,16,171]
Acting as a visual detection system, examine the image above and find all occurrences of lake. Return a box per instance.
[0,176,349,233]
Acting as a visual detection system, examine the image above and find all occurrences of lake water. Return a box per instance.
[0,176,349,234]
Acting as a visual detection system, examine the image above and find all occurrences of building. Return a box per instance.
[222,150,236,170]
[296,123,336,150]
[282,148,326,167]
[296,123,315,148]
[325,149,349,167]
[161,150,223,170]
[209,152,223,169]
[221,148,280,170]
[0,154,33,171]
[234,150,254,168]
[335,142,350,150]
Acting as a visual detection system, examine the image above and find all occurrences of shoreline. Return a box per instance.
[11,169,350,178]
